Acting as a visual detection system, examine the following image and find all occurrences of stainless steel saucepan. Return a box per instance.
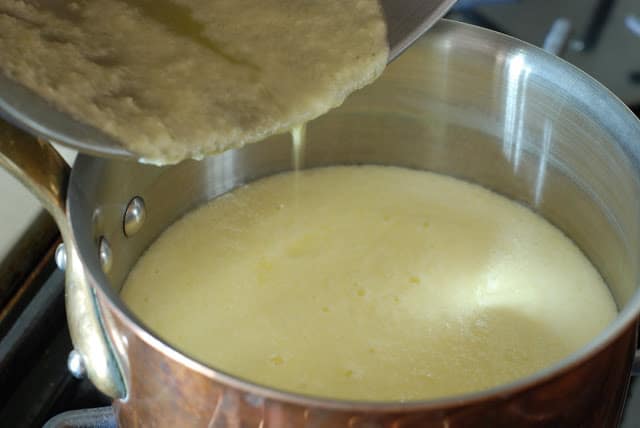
[2,20,640,427]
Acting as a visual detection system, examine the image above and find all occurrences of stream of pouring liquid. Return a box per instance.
[291,124,307,171]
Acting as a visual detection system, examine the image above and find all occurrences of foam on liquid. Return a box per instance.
[121,166,617,401]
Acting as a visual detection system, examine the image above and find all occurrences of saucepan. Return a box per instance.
[2,20,640,427]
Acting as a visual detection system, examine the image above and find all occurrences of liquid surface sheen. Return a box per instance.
[121,166,617,401]
[0,1,387,163]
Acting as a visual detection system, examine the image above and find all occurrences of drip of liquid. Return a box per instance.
[291,124,307,171]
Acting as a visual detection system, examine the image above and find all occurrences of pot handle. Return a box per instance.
[0,120,125,398]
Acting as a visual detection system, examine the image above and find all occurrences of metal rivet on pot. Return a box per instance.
[99,237,112,274]
[55,243,67,271]
[123,196,146,237]
[67,350,86,379]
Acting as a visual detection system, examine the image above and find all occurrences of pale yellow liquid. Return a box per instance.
[121,166,617,401]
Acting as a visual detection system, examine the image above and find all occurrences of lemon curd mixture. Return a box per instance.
[0,0,387,163]
[121,166,617,401]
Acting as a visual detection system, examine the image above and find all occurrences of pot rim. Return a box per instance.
[98,283,638,412]
[71,19,640,410]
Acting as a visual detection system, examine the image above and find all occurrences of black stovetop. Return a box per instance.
[0,266,110,427]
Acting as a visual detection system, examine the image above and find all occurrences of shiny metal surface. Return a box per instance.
[542,18,572,56]
[98,238,113,275]
[0,72,133,160]
[123,197,146,238]
[0,0,454,162]
[67,349,86,380]
[0,122,125,398]
[381,0,457,60]
[55,243,67,272]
